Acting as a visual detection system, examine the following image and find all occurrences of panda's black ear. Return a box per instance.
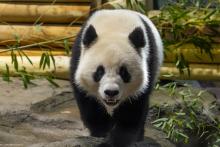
[83,25,98,48]
[128,27,146,51]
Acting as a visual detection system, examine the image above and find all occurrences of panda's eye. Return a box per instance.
[119,66,131,83]
[93,65,105,82]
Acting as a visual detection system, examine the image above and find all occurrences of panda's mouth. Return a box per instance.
[104,99,119,106]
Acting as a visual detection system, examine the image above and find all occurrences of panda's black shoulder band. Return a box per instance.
[139,17,159,88]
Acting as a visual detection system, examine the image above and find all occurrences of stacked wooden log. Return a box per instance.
[161,44,220,80]
[161,27,220,80]
[0,0,91,79]
[0,0,90,48]
[0,1,219,80]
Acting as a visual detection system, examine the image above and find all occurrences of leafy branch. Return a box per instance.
[152,0,219,75]
[0,35,76,54]
[122,0,220,76]
[152,82,220,147]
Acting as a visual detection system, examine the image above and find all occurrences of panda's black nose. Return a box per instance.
[104,90,119,98]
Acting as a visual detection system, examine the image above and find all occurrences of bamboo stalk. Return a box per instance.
[164,44,220,64]
[0,48,67,56]
[0,25,80,46]
[0,56,220,80]
[0,56,69,79]
[0,3,90,23]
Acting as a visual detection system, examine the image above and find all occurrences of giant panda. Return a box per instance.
[70,9,163,147]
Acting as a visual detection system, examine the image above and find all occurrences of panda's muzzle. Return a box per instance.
[104,90,120,106]
[104,90,119,97]
[104,99,120,106]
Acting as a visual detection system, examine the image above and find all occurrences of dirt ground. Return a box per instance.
[0,78,219,147]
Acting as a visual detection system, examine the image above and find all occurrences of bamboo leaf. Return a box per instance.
[22,76,28,89]
[46,76,59,87]
[2,64,10,82]
[152,118,169,124]
[43,54,48,70]
[203,9,217,20]
[177,132,189,139]
[46,53,50,68]
[50,52,56,70]
[20,50,33,65]
[13,54,19,71]
[39,53,46,69]
[17,49,24,63]
[64,39,70,55]
[18,67,34,89]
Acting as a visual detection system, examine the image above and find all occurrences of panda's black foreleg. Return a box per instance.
[79,101,113,137]
[97,95,149,147]
[74,90,113,137]
[98,124,144,147]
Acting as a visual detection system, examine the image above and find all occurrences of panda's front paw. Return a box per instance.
[96,142,112,147]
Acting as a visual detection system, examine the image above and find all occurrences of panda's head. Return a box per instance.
[75,17,149,109]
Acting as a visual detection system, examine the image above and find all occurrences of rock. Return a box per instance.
[30,136,162,147]
[0,78,71,114]
[150,86,219,119]
[150,87,217,108]
[144,126,175,147]
[30,91,74,113]
[29,137,103,147]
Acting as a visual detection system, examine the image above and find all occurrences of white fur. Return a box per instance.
[74,9,163,114]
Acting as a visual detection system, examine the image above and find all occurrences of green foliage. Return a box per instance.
[122,0,220,76]
[152,0,219,75]
[64,39,71,55]
[175,53,190,75]
[0,36,73,88]
[0,30,75,88]
[2,64,10,82]
[46,75,60,88]
[0,0,219,86]
[39,51,56,70]
[124,0,147,14]
[18,67,34,89]
[152,83,220,146]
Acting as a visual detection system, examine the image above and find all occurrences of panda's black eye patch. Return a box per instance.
[128,27,146,53]
[119,66,131,83]
[83,25,98,48]
[93,65,105,82]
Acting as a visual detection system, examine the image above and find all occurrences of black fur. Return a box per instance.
[70,10,160,147]
[119,66,131,83]
[83,25,98,47]
[128,27,146,53]
[140,17,159,87]
[93,65,105,82]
